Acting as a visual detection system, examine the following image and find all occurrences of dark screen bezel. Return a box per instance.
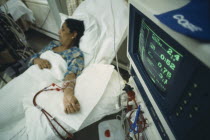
[128,4,199,112]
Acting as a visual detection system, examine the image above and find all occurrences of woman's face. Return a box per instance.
[58,22,76,45]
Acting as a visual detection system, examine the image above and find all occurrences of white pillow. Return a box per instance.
[60,13,99,67]
[72,0,128,64]
[59,0,128,66]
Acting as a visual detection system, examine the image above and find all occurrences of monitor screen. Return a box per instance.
[138,19,183,94]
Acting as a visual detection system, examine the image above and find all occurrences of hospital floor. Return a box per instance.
[25,29,129,140]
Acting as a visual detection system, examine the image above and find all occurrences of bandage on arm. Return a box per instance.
[63,73,76,93]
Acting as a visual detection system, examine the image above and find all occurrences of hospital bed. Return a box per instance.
[0,0,128,139]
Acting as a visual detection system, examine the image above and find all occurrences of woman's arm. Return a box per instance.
[28,52,42,66]
[28,41,56,67]
[63,50,84,114]
[63,73,80,114]
[33,58,51,69]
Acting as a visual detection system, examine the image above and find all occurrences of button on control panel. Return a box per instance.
[172,66,210,122]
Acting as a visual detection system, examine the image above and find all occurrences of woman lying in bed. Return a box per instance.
[0,18,85,139]
[29,19,85,114]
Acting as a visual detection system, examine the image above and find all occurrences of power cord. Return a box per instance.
[110,0,125,97]
[1,4,30,56]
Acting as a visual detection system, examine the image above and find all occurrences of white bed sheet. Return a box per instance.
[0,52,123,140]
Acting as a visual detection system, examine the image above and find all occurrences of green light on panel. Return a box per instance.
[164,79,168,85]
[150,43,156,50]
[167,49,173,56]
[166,59,171,66]
[142,20,183,57]
[162,67,168,74]
[152,34,162,47]
[170,54,181,62]
[158,62,162,68]
[160,54,165,60]
[162,79,168,85]
[166,71,172,79]
[159,54,176,71]
[174,55,180,61]
[159,73,163,79]
[170,63,175,71]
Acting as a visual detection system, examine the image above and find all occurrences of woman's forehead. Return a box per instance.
[62,22,70,31]
[62,22,67,28]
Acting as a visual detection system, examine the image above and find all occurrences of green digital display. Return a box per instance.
[138,19,183,93]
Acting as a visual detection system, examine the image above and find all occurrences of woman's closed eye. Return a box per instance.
[62,26,65,31]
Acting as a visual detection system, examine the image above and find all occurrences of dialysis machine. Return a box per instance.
[127,0,210,139]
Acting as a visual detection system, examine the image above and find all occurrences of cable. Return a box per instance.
[110,0,120,73]
[110,0,125,94]
[2,13,28,56]
[1,6,26,44]
[123,84,148,140]
[110,1,130,137]
[116,107,127,134]
[2,5,25,36]
[33,83,73,140]
[0,6,34,59]
[110,2,136,140]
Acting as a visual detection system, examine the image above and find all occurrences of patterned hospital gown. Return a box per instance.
[28,41,84,77]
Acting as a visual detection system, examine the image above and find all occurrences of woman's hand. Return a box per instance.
[33,58,51,69]
[63,73,79,114]
[63,91,80,114]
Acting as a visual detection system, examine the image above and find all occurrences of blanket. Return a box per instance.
[0,51,67,139]
[0,51,116,139]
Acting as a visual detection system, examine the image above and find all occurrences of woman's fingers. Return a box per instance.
[38,64,42,69]
[66,106,71,114]
[63,95,80,114]
[64,103,80,114]
[39,60,51,69]
[73,104,80,112]
[43,63,48,69]
[72,101,80,111]
[65,108,68,114]
[40,63,45,69]
[47,63,51,69]
[44,61,51,69]
[70,104,76,113]
[67,104,75,113]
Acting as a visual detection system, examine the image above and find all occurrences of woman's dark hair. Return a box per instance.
[65,18,85,47]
